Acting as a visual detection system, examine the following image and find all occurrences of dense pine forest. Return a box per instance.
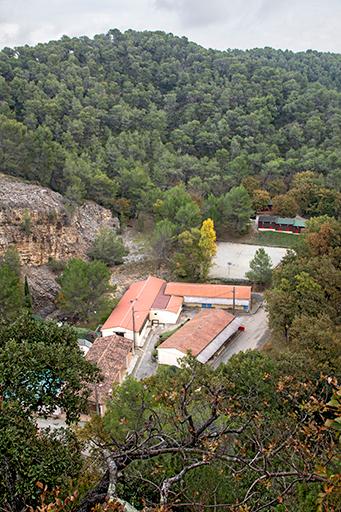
[1,29,341,219]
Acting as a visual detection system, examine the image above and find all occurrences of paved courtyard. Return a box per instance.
[210,242,288,280]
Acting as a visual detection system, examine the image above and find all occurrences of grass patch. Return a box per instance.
[245,231,303,249]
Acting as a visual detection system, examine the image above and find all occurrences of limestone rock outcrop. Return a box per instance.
[0,173,119,265]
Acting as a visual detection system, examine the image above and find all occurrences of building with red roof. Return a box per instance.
[101,276,251,348]
[165,282,251,311]
[157,309,242,367]
[101,276,183,346]
[86,334,133,415]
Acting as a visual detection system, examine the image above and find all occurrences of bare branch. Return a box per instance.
[160,460,209,505]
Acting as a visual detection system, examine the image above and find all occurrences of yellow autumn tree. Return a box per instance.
[199,218,217,280]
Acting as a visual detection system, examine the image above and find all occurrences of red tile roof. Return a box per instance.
[166,295,183,313]
[165,282,251,301]
[151,283,183,313]
[101,276,165,333]
[86,335,132,405]
[158,309,235,356]
[151,283,170,309]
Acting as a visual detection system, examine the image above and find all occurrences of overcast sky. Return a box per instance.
[1,0,341,52]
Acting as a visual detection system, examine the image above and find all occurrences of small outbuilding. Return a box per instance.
[149,283,183,325]
[157,309,242,367]
[86,334,133,415]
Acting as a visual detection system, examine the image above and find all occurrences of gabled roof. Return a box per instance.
[86,335,132,405]
[101,276,165,333]
[158,309,235,356]
[166,295,183,313]
[165,282,252,301]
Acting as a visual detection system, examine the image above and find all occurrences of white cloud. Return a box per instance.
[0,23,20,47]
[0,0,340,52]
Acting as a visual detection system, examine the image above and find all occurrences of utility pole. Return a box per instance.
[232,286,236,315]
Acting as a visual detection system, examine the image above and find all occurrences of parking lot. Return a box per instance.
[210,242,288,280]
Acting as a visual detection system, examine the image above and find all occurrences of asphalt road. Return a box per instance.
[211,306,270,368]
[133,325,162,380]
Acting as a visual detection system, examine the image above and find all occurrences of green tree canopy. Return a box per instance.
[0,247,23,322]
[0,315,98,509]
[222,186,253,234]
[0,314,98,420]
[88,228,128,266]
[151,219,176,265]
[80,353,339,511]
[246,247,273,286]
[57,258,113,324]
[172,219,217,281]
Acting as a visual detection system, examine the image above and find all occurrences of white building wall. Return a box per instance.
[149,307,181,325]
[183,296,250,311]
[101,326,132,338]
[101,321,151,348]
[157,347,186,367]
[136,320,151,347]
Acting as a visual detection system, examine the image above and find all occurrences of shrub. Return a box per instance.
[87,228,128,266]
[47,257,66,273]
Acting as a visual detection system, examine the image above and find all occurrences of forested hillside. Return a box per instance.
[1,29,341,218]
[1,29,341,512]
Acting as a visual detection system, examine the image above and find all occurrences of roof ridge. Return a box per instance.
[96,337,112,365]
[197,311,234,354]
[137,275,153,299]
[97,335,131,363]
[109,276,165,332]
[119,277,149,327]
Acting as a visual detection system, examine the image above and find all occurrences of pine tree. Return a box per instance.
[151,220,176,266]
[57,258,114,324]
[246,248,272,286]
[222,186,253,234]
[88,228,127,266]
[0,248,23,322]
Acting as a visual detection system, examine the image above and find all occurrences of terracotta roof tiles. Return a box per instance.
[86,335,132,405]
[158,309,235,356]
[101,276,165,333]
[165,282,251,301]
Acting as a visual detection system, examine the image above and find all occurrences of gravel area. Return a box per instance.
[210,242,288,280]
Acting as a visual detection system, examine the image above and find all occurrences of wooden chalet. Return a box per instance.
[257,215,306,234]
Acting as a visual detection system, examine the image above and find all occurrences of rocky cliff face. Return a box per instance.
[0,173,119,265]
